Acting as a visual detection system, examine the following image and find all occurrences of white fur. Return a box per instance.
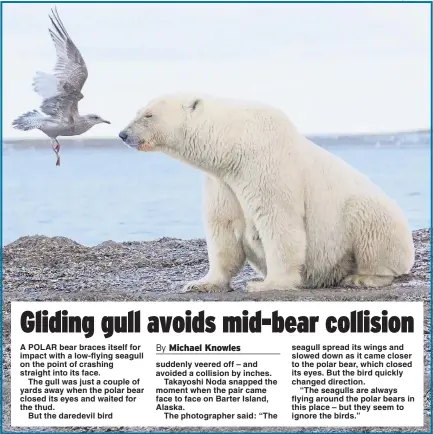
[122,94,415,292]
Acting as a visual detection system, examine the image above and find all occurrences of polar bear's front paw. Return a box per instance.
[182,280,233,293]
[246,278,300,292]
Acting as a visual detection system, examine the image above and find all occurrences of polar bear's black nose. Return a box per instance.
[119,131,128,141]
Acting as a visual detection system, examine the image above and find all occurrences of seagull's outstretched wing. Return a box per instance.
[32,7,88,120]
[48,7,88,92]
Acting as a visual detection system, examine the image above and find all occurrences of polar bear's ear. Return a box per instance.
[183,98,201,113]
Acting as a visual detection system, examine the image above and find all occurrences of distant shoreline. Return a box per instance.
[3,129,431,150]
[3,128,431,143]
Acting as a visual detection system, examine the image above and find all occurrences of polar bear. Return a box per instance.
[119,94,415,292]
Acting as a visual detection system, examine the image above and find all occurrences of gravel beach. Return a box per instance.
[2,228,431,432]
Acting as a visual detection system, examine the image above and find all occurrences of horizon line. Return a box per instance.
[2,127,431,142]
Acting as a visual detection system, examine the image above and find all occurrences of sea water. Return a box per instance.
[2,135,430,246]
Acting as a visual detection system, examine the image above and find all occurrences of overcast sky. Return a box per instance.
[2,2,430,138]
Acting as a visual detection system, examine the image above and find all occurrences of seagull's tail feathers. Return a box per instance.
[32,71,61,99]
[12,110,45,131]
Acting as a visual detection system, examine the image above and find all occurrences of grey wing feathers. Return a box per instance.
[48,7,88,92]
[32,8,88,120]
[40,94,73,119]
[38,81,83,118]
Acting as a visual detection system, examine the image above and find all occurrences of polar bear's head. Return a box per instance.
[119,94,203,152]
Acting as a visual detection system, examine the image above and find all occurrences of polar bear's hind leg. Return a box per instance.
[340,196,414,288]
[342,274,394,288]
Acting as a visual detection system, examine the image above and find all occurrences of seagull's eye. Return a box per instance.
[144,114,153,118]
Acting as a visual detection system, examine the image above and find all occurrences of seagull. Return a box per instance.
[12,7,110,166]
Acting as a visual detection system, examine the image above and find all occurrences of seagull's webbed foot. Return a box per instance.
[51,139,61,166]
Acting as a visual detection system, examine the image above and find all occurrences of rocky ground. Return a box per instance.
[2,228,431,432]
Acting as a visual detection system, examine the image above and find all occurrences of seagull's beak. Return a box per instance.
[102,120,111,124]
